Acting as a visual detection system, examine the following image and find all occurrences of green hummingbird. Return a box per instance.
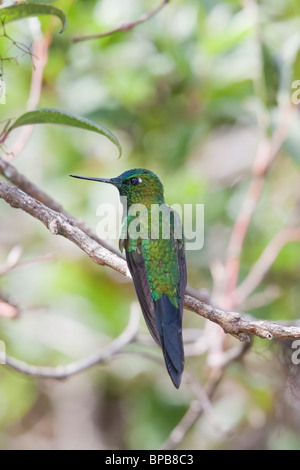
[70,169,187,388]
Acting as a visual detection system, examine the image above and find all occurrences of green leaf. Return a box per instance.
[6,108,122,158]
[0,3,67,33]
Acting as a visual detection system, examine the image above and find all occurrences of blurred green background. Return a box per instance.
[1,0,300,450]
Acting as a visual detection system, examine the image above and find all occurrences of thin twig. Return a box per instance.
[7,32,51,155]
[0,249,54,276]
[236,227,300,306]
[0,291,19,318]
[73,0,170,43]
[160,342,250,450]
[224,105,294,309]
[0,21,35,66]
[239,285,281,311]
[4,303,140,378]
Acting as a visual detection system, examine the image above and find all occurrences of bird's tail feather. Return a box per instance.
[154,294,185,388]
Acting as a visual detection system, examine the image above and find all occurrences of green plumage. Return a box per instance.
[123,210,182,309]
[71,168,187,388]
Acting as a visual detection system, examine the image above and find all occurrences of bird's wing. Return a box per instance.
[154,211,186,388]
[125,247,161,347]
[126,237,186,389]
[124,206,187,388]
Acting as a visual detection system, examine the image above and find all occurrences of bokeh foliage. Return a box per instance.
[0,0,300,450]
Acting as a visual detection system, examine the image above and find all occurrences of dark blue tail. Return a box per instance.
[154,294,184,388]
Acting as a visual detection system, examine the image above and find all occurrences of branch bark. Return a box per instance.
[0,178,129,276]
[0,156,123,257]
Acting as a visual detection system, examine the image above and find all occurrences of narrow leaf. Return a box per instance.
[7,108,122,158]
[0,3,67,33]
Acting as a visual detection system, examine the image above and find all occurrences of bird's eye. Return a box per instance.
[130,177,142,186]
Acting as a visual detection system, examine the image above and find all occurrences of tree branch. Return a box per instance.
[1,177,300,343]
[224,105,294,309]
[0,178,129,276]
[4,303,140,378]
[0,245,54,275]
[236,227,300,306]
[73,0,170,43]
[184,296,300,341]
[0,156,123,257]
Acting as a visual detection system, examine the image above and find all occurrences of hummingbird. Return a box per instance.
[70,169,187,388]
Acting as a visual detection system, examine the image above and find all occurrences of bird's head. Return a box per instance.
[70,168,165,207]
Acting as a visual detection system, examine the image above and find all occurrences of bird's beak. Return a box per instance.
[70,174,113,185]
